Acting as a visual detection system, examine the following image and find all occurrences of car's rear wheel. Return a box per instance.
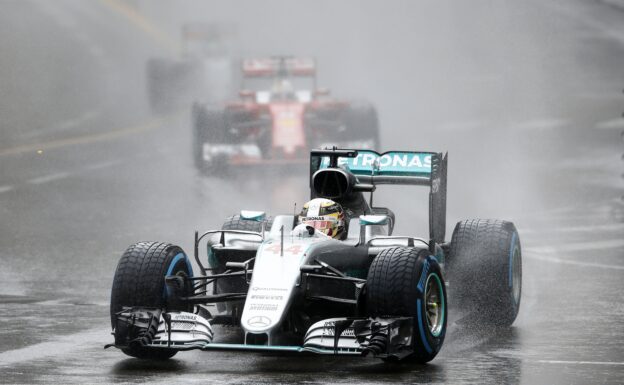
[366,247,447,363]
[447,219,522,327]
[110,242,193,359]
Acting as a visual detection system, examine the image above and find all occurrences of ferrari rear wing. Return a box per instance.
[242,56,316,77]
[309,149,448,244]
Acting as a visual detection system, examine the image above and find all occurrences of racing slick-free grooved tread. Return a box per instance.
[447,219,521,326]
[366,247,422,317]
[366,247,446,363]
[110,241,193,359]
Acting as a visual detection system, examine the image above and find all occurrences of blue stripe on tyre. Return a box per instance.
[416,298,433,354]
[164,253,193,298]
[168,253,193,276]
[417,260,430,293]
[508,232,517,288]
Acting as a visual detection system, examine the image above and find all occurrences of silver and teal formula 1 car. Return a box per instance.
[106,148,522,363]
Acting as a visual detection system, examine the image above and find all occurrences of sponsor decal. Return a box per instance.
[301,216,327,221]
[249,304,278,311]
[320,151,432,175]
[251,287,288,292]
[172,314,197,321]
[318,321,355,343]
[263,244,304,255]
[171,322,194,330]
[251,295,284,301]
[322,321,355,337]
[431,177,441,193]
[307,200,321,216]
[247,316,272,327]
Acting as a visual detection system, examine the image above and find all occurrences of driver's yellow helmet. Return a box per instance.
[299,198,346,239]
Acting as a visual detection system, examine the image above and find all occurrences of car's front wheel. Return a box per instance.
[110,241,193,359]
[366,247,447,363]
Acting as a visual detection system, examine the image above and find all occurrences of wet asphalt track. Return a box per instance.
[0,0,623,383]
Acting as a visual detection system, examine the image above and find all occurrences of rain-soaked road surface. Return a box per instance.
[0,0,623,384]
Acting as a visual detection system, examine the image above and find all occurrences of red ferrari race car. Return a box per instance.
[191,56,380,174]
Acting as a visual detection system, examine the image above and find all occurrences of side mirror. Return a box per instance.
[240,210,266,222]
[239,89,254,98]
[359,215,389,226]
[359,215,390,245]
[314,87,330,97]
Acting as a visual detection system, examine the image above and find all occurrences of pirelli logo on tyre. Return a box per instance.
[417,260,430,292]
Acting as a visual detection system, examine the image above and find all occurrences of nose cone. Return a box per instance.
[241,239,310,337]
[241,286,290,334]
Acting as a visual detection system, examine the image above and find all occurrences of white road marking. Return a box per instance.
[436,120,484,132]
[0,327,108,366]
[552,152,620,171]
[0,115,170,157]
[55,109,101,132]
[521,222,624,235]
[83,160,122,171]
[27,172,71,185]
[527,238,624,253]
[511,118,567,131]
[536,359,624,366]
[595,118,624,130]
[0,185,14,194]
[525,252,624,270]
[577,92,624,100]
[21,109,102,140]
[10,161,123,189]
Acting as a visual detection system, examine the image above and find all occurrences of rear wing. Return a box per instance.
[310,149,448,244]
[242,57,316,77]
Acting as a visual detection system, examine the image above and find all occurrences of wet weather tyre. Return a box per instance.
[192,106,226,175]
[221,215,273,232]
[367,247,447,363]
[110,241,194,359]
[447,219,522,327]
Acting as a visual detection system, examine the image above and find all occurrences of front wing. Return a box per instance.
[107,309,414,359]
